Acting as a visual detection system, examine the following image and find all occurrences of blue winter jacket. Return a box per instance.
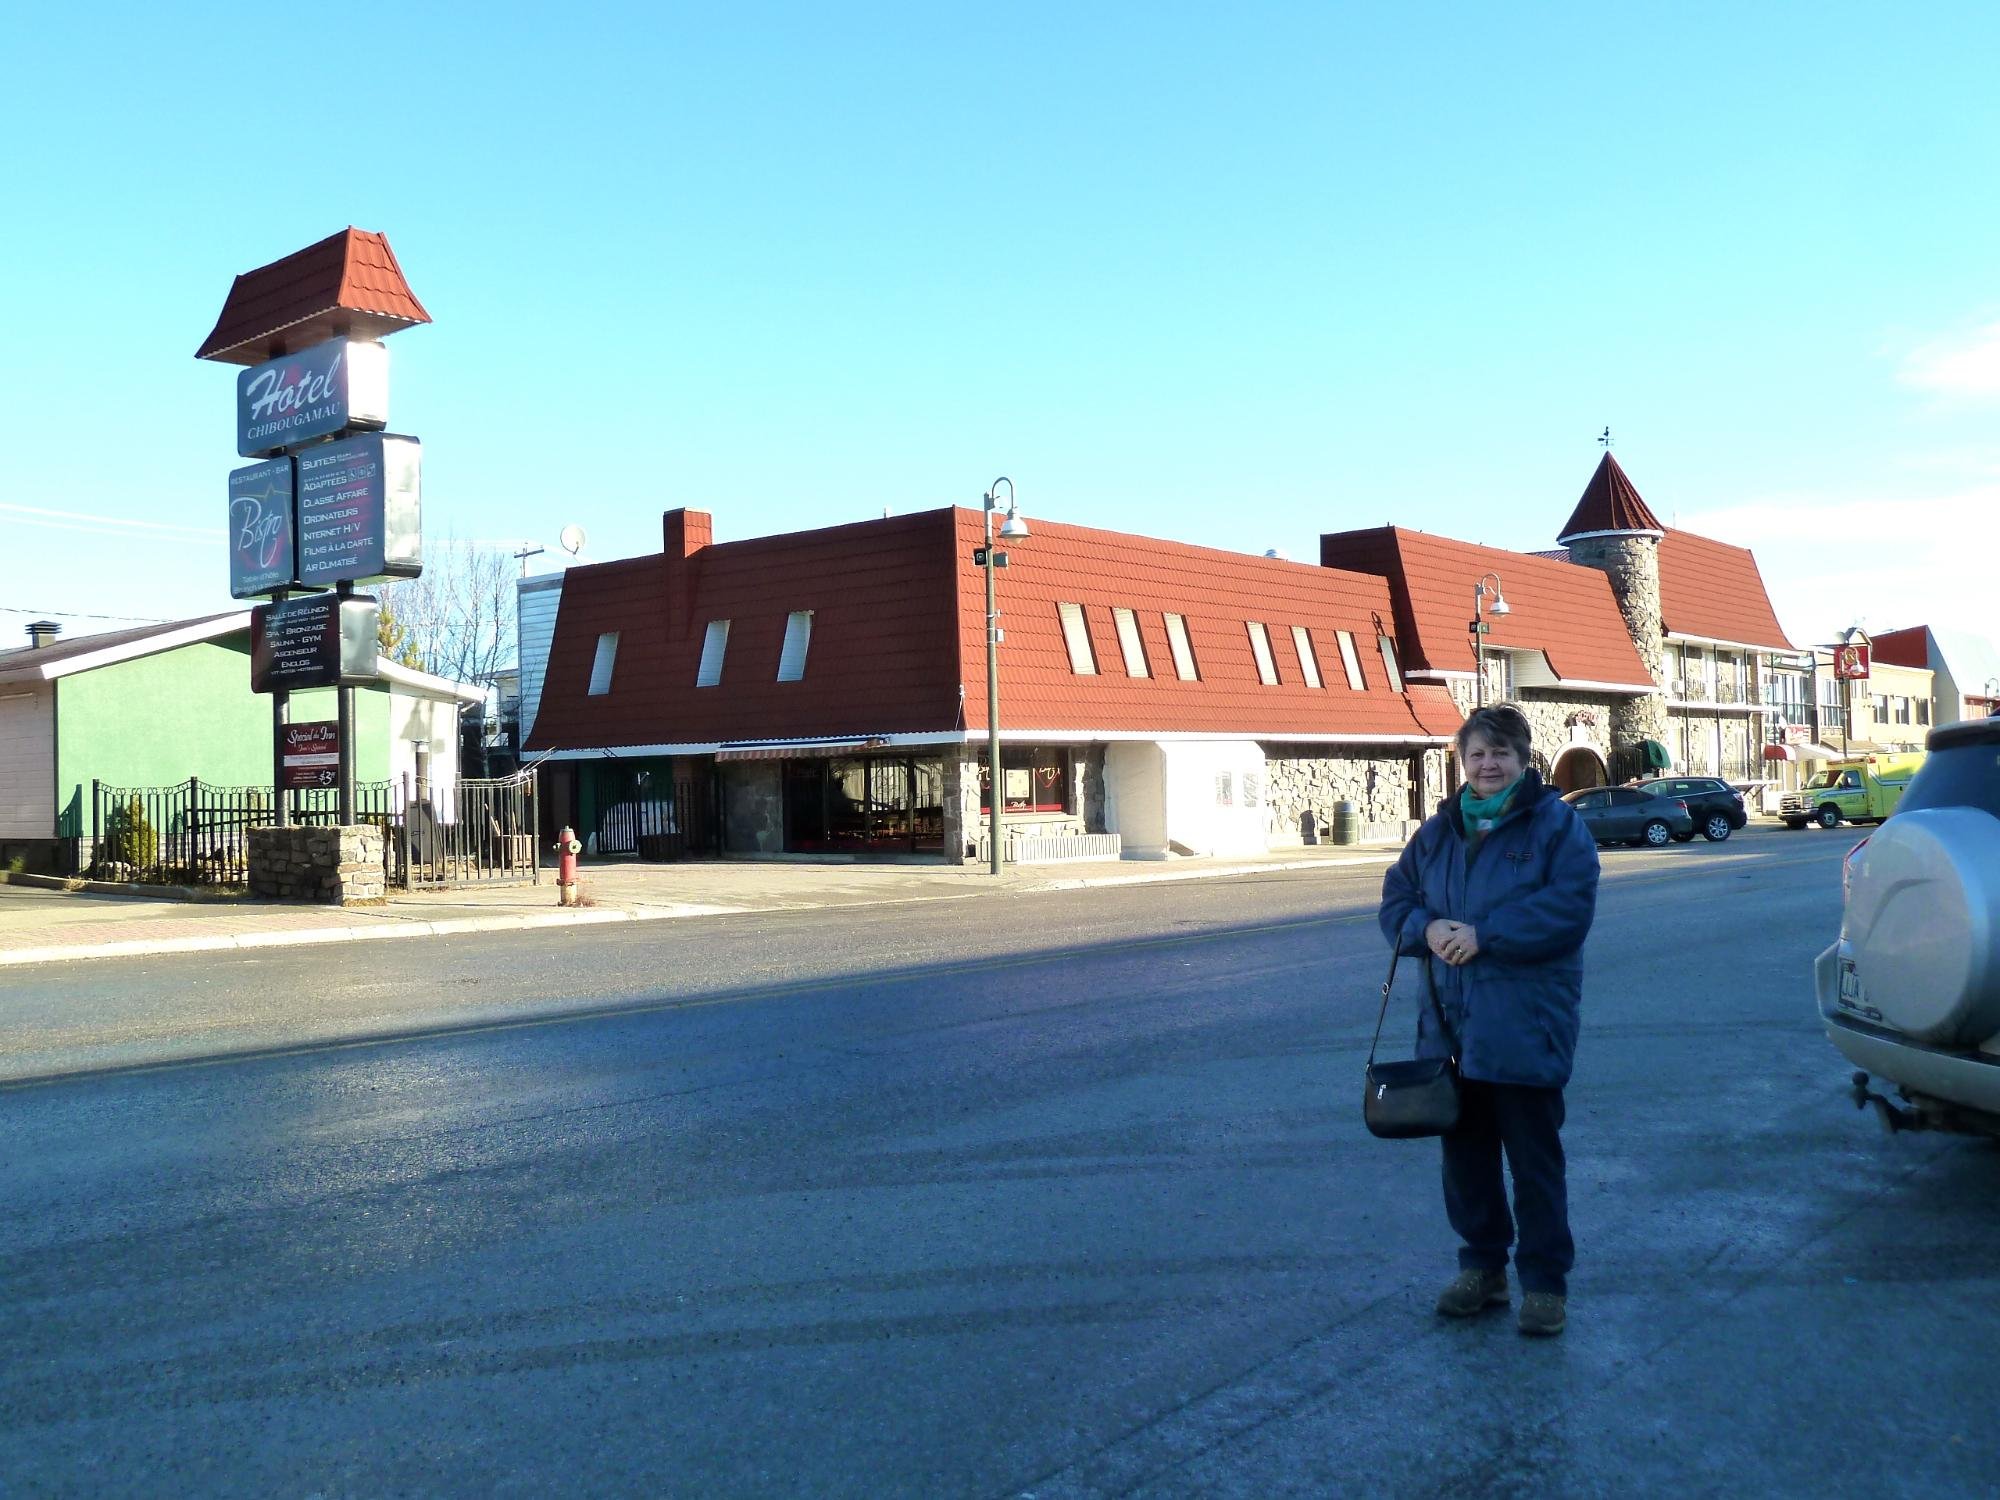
[1377,770,1601,1088]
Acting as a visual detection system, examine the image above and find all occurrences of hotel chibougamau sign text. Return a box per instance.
[235,337,389,457]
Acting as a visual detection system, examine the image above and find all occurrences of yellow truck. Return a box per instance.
[1780,752,1926,829]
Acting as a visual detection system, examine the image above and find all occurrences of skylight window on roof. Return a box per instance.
[696,619,730,688]
[1112,608,1149,678]
[1164,613,1199,680]
[777,611,813,682]
[1335,630,1367,690]
[587,632,619,696]
[1378,634,1403,692]
[1247,621,1279,685]
[1058,603,1098,675]
[1290,626,1323,688]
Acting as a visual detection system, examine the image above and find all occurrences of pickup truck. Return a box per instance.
[1780,752,1925,829]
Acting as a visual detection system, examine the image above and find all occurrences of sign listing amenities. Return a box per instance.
[295,433,424,587]
[235,337,389,457]
[227,457,297,598]
[250,592,382,694]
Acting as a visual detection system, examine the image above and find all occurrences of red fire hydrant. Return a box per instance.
[557,825,583,906]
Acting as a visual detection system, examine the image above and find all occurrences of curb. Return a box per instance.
[0,903,746,969]
[1037,851,1398,890]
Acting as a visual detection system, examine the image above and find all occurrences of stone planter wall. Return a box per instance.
[248,825,386,905]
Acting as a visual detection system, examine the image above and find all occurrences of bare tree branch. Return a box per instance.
[379,538,518,687]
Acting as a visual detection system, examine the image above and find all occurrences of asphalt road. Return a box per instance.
[5,828,1995,1497]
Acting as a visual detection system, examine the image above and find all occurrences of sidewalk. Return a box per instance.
[0,844,1403,969]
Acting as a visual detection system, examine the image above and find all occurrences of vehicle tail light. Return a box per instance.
[1843,836,1870,900]
[1675,799,1690,814]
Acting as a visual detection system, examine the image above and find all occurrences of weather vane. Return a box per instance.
[1598,426,1614,451]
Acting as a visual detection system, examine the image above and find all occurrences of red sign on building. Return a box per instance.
[1833,643,1871,681]
[281,720,340,789]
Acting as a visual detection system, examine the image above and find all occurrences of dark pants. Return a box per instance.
[1441,1079,1573,1296]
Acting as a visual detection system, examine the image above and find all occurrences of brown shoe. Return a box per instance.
[1518,1292,1566,1336]
[1435,1268,1509,1317]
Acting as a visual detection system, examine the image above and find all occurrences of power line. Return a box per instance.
[0,605,177,623]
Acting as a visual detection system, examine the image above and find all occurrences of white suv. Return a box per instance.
[1818,716,2000,1135]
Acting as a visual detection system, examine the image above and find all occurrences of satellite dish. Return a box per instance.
[559,525,587,556]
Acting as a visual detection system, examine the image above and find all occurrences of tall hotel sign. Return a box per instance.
[218,331,423,821]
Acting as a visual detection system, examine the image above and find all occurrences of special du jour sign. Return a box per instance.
[295,433,424,587]
[235,337,389,458]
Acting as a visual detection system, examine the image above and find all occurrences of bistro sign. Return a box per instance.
[227,456,296,598]
[235,336,389,457]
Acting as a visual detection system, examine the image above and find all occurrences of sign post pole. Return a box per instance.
[336,584,356,824]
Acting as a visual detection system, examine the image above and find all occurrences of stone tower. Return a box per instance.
[1559,453,1669,751]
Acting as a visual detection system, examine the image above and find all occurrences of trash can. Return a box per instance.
[1331,800,1360,845]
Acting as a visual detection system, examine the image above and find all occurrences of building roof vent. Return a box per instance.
[26,620,61,649]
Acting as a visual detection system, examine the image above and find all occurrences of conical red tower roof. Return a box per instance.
[196,228,431,365]
[1557,452,1664,544]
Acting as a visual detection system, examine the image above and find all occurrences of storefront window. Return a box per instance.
[784,755,944,853]
[978,747,1071,814]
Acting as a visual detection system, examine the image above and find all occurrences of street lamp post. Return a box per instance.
[979,478,1028,876]
[1470,572,1510,709]
[1985,677,2000,718]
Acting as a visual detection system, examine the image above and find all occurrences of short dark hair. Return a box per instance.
[1456,703,1533,763]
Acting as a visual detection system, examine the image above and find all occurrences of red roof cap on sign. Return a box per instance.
[1556,452,1664,544]
[196,228,431,364]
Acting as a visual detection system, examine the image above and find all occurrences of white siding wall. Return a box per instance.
[516,575,564,745]
[387,688,463,811]
[0,684,54,838]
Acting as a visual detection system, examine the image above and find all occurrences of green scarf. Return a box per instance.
[1459,776,1522,833]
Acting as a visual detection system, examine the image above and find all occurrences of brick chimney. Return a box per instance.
[660,509,713,642]
[26,620,61,649]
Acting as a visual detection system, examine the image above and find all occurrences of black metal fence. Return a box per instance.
[593,777,716,861]
[86,770,538,890]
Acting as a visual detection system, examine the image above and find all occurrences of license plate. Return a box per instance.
[1838,960,1862,1004]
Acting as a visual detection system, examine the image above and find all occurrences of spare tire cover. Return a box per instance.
[1846,808,2000,1045]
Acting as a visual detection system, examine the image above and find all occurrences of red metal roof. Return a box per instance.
[950,511,1460,740]
[526,508,1461,751]
[1869,625,1927,669]
[196,228,431,364]
[1656,528,1795,651]
[1320,527,1653,688]
[1556,452,1664,543]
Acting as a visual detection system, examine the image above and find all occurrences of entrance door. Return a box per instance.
[1550,746,1607,794]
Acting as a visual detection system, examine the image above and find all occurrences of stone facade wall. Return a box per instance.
[248,825,385,904]
[1440,683,1620,789]
[1566,533,1668,745]
[1259,745,1420,844]
[948,748,1091,864]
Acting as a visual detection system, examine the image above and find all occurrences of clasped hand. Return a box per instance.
[1425,918,1480,967]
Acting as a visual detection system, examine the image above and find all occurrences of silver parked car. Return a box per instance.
[1819,716,2000,1134]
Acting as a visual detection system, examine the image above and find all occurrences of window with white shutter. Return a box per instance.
[696,619,730,687]
[1335,630,1366,689]
[588,633,619,696]
[1112,608,1149,677]
[1247,621,1279,685]
[777,611,813,682]
[1378,634,1403,692]
[1057,603,1097,675]
[1290,626,1322,688]
[1164,613,1199,681]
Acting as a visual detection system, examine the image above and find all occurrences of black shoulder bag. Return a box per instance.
[1363,945,1461,1139]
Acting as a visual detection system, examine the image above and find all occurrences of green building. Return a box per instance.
[0,613,483,873]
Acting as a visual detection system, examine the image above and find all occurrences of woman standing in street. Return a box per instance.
[1378,704,1601,1336]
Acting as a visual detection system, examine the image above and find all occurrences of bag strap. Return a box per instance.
[1367,941,1459,1066]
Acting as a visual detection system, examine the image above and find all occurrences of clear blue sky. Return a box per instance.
[4,2,1997,652]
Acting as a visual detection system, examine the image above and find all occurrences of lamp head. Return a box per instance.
[999,511,1029,540]
[1489,592,1511,616]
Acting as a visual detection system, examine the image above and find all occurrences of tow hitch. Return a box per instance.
[1851,1071,1924,1133]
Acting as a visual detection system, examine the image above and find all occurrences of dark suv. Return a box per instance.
[1634,775,1747,842]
